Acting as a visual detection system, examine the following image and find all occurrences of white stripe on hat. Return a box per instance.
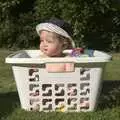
[36,23,75,48]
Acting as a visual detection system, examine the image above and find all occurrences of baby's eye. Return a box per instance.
[46,39,54,43]
[40,39,44,42]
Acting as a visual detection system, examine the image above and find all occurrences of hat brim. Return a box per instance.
[36,23,75,48]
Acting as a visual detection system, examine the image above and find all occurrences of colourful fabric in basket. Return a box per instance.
[70,48,94,57]
[84,49,94,57]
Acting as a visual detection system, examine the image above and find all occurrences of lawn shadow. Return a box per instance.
[98,80,120,110]
[0,80,120,118]
[0,91,20,119]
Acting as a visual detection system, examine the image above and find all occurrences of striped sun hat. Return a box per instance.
[36,18,75,48]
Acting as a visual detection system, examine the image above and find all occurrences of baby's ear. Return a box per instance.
[63,41,68,50]
[63,40,72,50]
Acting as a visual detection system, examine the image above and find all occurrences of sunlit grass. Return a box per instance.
[103,53,120,80]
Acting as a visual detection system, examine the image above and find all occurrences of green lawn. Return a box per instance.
[0,49,120,120]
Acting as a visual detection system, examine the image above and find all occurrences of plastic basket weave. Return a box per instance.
[5,49,111,112]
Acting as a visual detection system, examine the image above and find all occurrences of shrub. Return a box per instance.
[0,0,38,48]
[34,0,120,51]
[0,0,120,51]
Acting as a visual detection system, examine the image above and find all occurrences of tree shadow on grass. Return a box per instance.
[0,80,120,118]
[0,91,20,119]
[98,80,120,110]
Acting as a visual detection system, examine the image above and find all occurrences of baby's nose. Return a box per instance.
[42,41,48,47]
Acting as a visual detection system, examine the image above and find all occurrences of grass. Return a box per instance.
[0,49,120,120]
[103,53,120,80]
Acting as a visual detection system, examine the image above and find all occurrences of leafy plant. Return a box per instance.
[0,0,120,51]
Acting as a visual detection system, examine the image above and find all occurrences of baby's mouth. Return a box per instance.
[44,48,47,51]
[42,48,48,53]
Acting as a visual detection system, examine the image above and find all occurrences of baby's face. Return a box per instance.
[40,31,64,57]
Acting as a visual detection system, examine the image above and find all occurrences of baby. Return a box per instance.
[36,18,75,72]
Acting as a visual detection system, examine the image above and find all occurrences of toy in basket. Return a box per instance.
[5,49,111,112]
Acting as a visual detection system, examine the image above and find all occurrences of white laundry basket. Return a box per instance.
[5,49,111,112]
